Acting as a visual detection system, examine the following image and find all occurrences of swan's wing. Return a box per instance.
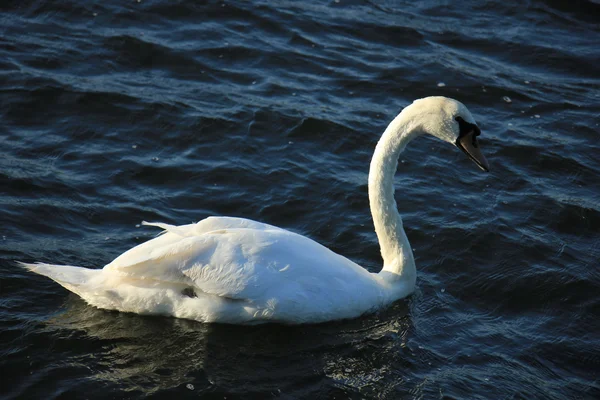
[104,218,343,301]
[106,216,284,269]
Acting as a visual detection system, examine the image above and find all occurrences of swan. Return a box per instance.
[21,96,489,324]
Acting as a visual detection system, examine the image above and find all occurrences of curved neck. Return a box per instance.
[369,113,418,284]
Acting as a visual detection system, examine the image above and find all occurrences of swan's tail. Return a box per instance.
[19,262,102,299]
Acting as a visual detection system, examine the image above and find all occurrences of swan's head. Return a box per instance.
[405,96,490,172]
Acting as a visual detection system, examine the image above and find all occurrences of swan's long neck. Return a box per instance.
[369,113,418,284]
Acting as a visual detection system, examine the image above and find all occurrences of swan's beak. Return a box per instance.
[456,130,490,172]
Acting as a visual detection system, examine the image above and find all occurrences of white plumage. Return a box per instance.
[22,96,488,324]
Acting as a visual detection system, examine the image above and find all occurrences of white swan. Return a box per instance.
[22,96,489,324]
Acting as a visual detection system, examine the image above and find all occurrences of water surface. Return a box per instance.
[1,0,599,398]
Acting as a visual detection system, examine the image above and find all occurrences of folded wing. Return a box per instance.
[103,216,339,301]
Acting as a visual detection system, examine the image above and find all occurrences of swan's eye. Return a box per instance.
[455,116,468,132]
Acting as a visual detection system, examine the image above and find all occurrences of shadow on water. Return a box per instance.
[43,296,412,399]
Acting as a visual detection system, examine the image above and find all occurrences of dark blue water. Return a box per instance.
[2,0,599,398]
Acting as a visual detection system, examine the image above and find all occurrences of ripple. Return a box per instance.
[1,0,599,399]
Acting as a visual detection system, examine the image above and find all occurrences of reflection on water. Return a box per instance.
[46,296,412,397]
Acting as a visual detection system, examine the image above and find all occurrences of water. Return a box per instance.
[1,0,599,398]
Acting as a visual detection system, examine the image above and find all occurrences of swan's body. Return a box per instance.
[23,97,489,324]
